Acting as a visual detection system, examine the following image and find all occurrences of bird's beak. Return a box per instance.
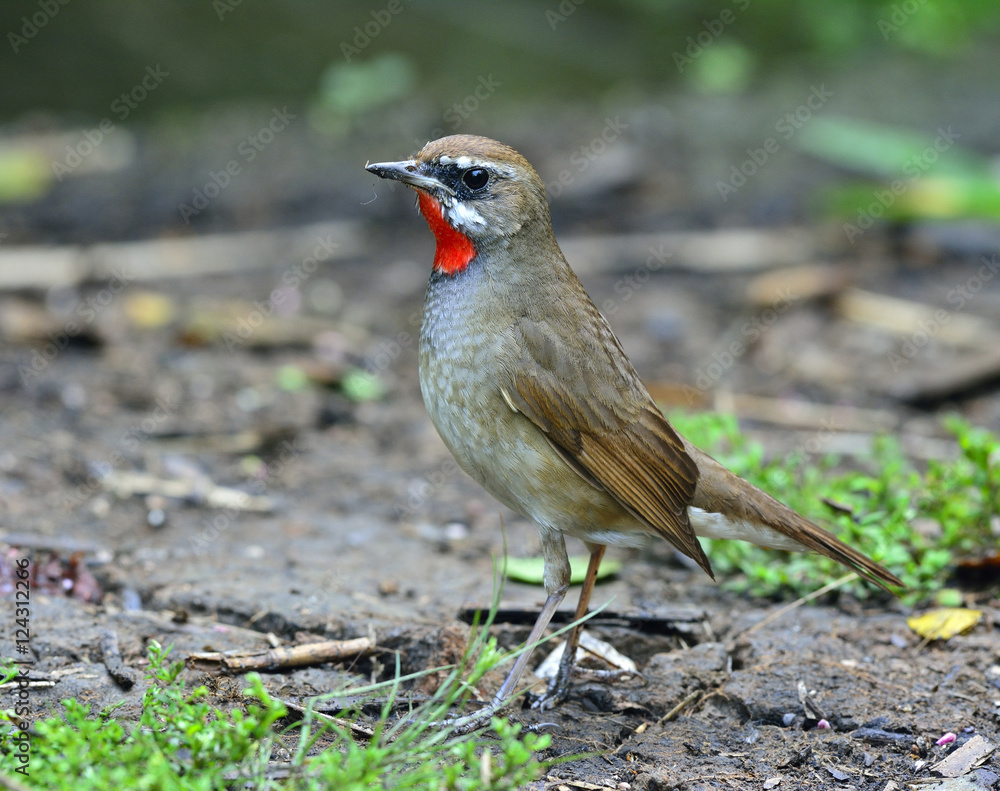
[365,160,456,197]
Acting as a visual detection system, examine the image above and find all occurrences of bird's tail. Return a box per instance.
[683,441,903,592]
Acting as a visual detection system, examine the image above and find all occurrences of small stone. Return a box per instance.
[824,766,849,781]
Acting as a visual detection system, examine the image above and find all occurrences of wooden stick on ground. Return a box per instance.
[100,629,139,689]
[657,690,702,725]
[186,637,375,674]
[279,699,378,741]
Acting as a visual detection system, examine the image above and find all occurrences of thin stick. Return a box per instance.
[737,573,857,639]
[280,699,377,741]
[657,690,702,725]
[100,629,139,689]
[186,637,375,674]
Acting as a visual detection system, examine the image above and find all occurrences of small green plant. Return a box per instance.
[0,594,556,789]
[922,415,1000,556]
[293,616,558,791]
[667,410,999,601]
[288,573,571,790]
[0,642,285,790]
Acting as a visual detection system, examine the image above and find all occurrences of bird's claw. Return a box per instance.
[529,678,570,710]
[526,720,561,733]
[530,663,642,710]
[423,696,526,736]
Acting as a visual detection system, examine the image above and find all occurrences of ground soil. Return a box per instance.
[1,116,998,790]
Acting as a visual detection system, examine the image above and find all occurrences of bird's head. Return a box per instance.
[366,135,551,276]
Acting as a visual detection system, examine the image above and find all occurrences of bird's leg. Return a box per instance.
[532,542,606,710]
[440,531,571,734]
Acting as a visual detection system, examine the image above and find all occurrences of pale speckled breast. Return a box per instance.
[418,267,650,546]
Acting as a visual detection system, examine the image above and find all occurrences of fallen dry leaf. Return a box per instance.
[907,608,982,641]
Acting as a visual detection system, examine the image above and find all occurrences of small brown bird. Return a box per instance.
[366,135,901,725]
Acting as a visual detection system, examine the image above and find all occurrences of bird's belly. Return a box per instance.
[419,330,648,547]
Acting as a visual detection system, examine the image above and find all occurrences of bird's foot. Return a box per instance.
[529,676,570,711]
[423,695,555,736]
[530,630,581,710]
[426,702,512,736]
[530,666,643,710]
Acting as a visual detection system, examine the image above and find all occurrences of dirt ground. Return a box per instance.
[1,116,999,789]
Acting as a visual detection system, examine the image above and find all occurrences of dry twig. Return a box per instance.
[187,637,375,674]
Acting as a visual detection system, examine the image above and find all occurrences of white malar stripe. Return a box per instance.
[688,507,809,552]
[446,201,487,230]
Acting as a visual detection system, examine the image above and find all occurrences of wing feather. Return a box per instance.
[501,316,713,577]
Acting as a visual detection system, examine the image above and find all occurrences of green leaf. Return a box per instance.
[798,117,986,178]
[341,368,384,402]
[505,555,622,585]
[0,147,52,204]
[934,588,964,608]
[688,43,754,95]
[276,364,310,391]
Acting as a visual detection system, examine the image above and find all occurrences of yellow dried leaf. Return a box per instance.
[124,291,175,328]
[907,608,982,641]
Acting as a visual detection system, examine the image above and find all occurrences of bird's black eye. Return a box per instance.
[462,168,489,191]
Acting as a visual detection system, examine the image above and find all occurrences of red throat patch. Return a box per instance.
[417,192,476,276]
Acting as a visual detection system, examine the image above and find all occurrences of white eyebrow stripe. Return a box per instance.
[433,156,516,179]
[437,155,478,169]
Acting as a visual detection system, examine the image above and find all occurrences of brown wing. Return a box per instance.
[499,314,714,578]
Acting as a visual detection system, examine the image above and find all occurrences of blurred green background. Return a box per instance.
[1,0,999,241]
[4,0,1000,115]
